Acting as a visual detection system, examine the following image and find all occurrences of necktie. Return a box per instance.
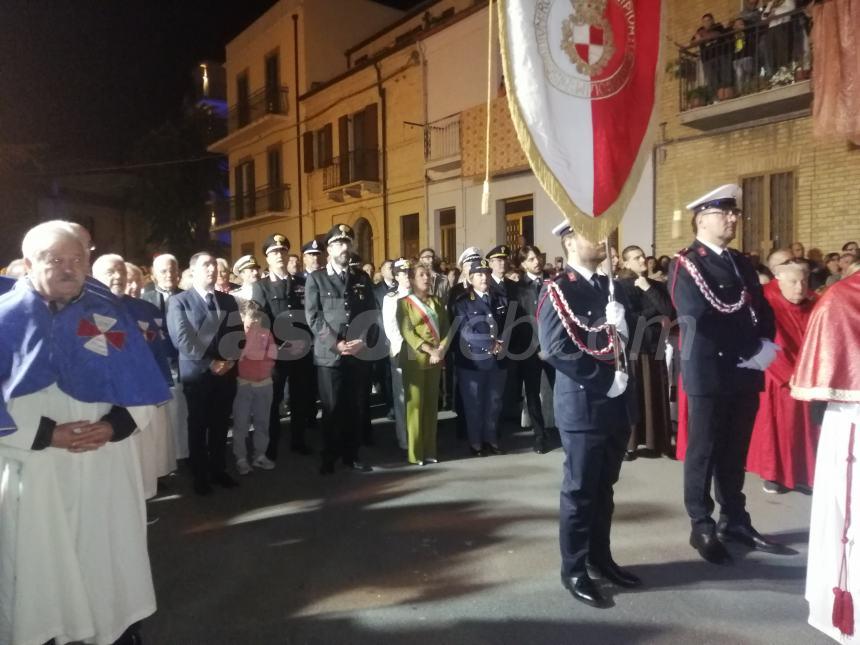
[205,292,216,312]
[590,274,602,293]
[158,291,166,316]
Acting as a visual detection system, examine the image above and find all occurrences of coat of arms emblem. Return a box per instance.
[561,0,614,75]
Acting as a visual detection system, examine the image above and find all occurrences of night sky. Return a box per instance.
[0,0,422,166]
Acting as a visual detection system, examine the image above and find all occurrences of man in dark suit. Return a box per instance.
[669,184,787,564]
[486,244,517,300]
[305,223,380,474]
[141,253,183,359]
[372,259,396,420]
[537,222,641,608]
[251,233,314,461]
[166,251,244,496]
[507,245,555,454]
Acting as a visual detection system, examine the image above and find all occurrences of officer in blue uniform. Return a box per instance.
[452,259,508,456]
[669,184,788,564]
[485,244,516,300]
[537,221,641,608]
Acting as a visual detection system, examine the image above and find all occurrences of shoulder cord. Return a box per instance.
[546,281,615,359]
[675,253,758,326]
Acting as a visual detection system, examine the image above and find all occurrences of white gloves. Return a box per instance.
[604,301,629,339]
[737,339,781,371]
[606,370,629,398]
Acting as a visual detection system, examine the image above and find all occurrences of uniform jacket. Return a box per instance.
[452,287,508,371]
[397,294,450,369]
[304,264,380,367]
[165,288,244,383]
[251,273,310,361]
[668,240,775,397]
[537,267,636,431]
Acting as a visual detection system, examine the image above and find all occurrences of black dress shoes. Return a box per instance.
[483,443,506,455]
[193,480,213,496]
[561,573,608,608]
[716,521,795,555]
[622,450,637,462]
[690,529,732,564]
[586,558,642,588]
[213,472,239,488]
[291,445,314,456]
[346,460,373,473]
[469,446,485,457]
[533,439,548,454]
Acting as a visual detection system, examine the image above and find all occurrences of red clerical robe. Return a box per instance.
[745,281,818,489]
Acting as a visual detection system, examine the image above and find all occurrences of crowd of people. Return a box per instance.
[0,195,858,641]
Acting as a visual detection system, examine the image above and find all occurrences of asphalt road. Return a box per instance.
[144,414,830,645]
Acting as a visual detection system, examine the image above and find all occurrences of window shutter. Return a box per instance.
[303,131,314,173]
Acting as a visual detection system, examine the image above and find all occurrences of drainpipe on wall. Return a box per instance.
[293,13,303,245]
[418,41,431,252]
[374,60,389,260]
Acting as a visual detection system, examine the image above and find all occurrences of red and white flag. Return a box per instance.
[499,0,662,238]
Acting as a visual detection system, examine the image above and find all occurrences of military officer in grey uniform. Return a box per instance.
[251,233,314,461]
[305,224,380,474]
[669,184,788,564]
[537,221,640,608]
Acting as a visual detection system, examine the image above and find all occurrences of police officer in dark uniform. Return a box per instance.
[507,244,555,454]
[669,184,788,564]
[251,233,314,461]
[537,221,641,608]
[452,259,509,456]
[305,224,380,474]
[300,239,323,280]
[486,244,516,300]
[447,247,482,438]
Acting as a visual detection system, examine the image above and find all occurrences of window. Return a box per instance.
[267,146,284,211]
[316,124,333,168]
[336,104,379,185]
[503,195,534,249]
[439,208,456,264]
[265,51,280,108]
[741,171,795,255]
[401,213,420,259]
[234,160,255,220]
[236,72,250,128]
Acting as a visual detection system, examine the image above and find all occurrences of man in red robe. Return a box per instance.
[791,271,860,641]
[746,260,818,494]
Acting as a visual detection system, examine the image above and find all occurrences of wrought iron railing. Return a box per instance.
[210,184,291,226]
[673,8,811,112]
[322,149,380,191]
[228,86,289,134]
[425,115,461,162]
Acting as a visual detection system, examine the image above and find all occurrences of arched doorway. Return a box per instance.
[353,217,374,265]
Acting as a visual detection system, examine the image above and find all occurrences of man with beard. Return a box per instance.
[537,222,639,608]
[252,234,314,461]
[669,184,787,565]
[304,224,379,474]
[231,255,261,304]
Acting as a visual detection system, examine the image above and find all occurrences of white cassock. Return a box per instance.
[134,402,177,499]
[167,381,189,461]
[0,385,156,645]
[807,402,860,643]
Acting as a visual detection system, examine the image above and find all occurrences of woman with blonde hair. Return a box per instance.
[397,264,450,465]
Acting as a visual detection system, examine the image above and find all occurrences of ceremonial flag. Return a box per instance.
[498,0,662,239]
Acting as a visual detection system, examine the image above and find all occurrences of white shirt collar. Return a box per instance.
[569,263,596,282]
[194,285,215,302]
[327,262,346,277]
[526,271,541,282]
[697,237,729,257]
[492,274,504,284]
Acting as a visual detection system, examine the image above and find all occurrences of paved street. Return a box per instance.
[145,415,830,645]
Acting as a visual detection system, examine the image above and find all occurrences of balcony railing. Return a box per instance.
[322,149,380,191]
[675,8,811,112]
[211,184,290,227]
[425,115,460,162]
[228,86,289,134]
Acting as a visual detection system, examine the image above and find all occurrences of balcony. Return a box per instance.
[210,184,291,230]
[673,9,812,131]
[425,114,461,180]
[321,149,381,202]
[207,86,290,153]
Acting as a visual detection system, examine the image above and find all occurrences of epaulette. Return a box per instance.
[677,247,692,257]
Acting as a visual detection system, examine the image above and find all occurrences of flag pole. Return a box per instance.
[604,238,627,373]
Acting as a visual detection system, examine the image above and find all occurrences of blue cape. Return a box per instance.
[0,281,171,436]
